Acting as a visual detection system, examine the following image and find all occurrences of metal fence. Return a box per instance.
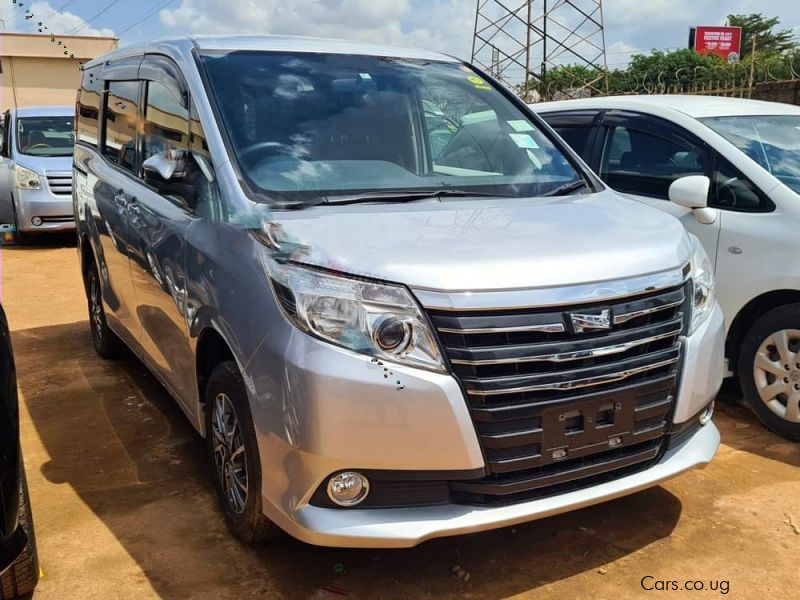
[530,53,800,104]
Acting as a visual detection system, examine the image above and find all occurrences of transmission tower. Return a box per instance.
[471,0,609,102]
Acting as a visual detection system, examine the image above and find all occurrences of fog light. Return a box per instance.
[327,471,369,507]
[373,316,412,353]
[699,400,715,426]
[31,216,43,227]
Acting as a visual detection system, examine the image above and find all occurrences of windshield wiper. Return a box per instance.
[543,180,591,197]
[323,189,515,205]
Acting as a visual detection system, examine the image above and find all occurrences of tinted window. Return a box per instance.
[600,126,708,198]
[77,71,102,147]
[103,81,140,173]
[143,80,189,161]
[553,126,592,157]
[200,52,582,204]
[16,116,74,157]
[712,155,770,211]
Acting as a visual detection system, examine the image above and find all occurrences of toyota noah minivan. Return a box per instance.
[74,36,723,548]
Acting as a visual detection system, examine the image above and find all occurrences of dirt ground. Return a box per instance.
[1,235,798,600]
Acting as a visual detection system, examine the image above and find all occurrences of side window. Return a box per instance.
[552,126,592,158]
[102,80,140,173]
[712,155,772,212]
[600,126,709,199]
[143,80,189,162]
[77,70,102,147]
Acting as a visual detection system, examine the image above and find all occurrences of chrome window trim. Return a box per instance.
[414,263,690,311]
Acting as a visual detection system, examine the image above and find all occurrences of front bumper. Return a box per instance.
[14,186,74,233]
[277,421,719,548]
[249,298,724,548]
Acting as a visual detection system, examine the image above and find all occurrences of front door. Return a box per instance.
[596,112,722,266]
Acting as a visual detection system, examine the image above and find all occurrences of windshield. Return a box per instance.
[701,115,800,194]
[16,116,74,157]
[199,51,583,204]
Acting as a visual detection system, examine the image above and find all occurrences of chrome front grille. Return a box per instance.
[46,172,72,196]
[426,279,690,505]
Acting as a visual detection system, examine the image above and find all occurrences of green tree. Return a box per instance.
[727,13,796,57]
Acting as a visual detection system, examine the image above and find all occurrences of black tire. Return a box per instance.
[85,261,125,359]
[0,463,39,599]
[738,304,800,441]
[9,201,25,246]
[205,360,282,543]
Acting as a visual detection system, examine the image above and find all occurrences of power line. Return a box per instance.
[117,0,180,37]
[68,0,125,35]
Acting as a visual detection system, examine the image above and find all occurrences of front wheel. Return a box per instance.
[738,304,800,441]
[205,360,282,543]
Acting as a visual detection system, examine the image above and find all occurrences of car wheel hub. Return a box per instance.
[212,392,248,514]
[753,328,800,423]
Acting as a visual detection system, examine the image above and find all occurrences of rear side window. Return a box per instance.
[552,126,592,158]
[102,80,140,173]
[77,71,102,147]
[600,126,708,199]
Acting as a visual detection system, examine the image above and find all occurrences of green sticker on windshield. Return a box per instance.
[467,75,492,90]
[508,120,535,132]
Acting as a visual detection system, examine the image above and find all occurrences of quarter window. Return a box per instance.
[600,126,708,199]
[102,81,140,173]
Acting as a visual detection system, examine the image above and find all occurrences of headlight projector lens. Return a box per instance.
[373,316,412,352]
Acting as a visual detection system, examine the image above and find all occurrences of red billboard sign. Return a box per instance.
[690,26,742,62]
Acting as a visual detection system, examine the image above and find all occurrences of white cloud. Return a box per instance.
[158,0,474,58]
[3,1,114,36]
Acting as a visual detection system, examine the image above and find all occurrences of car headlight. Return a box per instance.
[267,259,445,372]
[14,165,41,190]
[688,235,715,335]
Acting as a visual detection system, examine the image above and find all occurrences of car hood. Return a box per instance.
[15,154,72,173]
[269,189,691,292]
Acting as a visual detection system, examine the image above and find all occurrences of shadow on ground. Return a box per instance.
[2,232,77,251]
[15,320,688,600]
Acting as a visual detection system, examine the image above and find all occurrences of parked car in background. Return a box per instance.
[535,95,800,440]
[0,106,75,244]
[0,304,39,597]
[75,36,722,548]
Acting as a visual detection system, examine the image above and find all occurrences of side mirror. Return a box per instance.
[669,175,710,209]
[669,175,717,225]
[143,149,186,182]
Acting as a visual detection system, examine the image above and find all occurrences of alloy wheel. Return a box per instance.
[212,392,249,514]
[753,329,800,423]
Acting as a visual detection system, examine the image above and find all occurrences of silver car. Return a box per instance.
[0,106,75,242]
[74,36,724,548]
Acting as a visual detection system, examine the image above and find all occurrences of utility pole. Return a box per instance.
[471,0,608,102]
[747,36,757,98]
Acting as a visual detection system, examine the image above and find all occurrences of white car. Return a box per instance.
[534,95,800,441]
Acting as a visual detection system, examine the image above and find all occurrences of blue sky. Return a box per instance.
[1,0,799,72]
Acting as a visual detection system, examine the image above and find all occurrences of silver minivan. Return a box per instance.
[74,36,724,548]
[0,106,75,243]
